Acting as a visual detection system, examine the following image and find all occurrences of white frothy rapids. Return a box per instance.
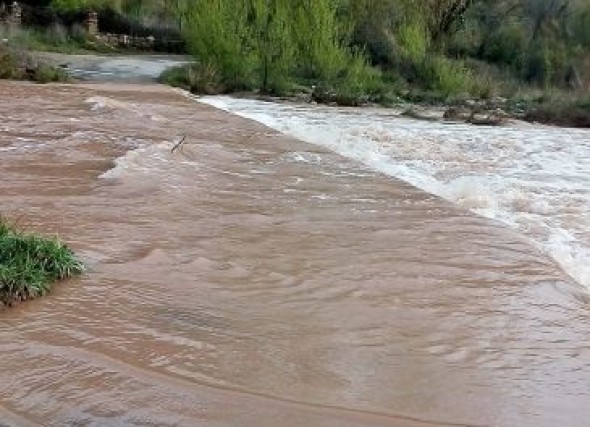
[199,96,590,289]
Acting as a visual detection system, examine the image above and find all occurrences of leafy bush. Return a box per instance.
[312,59,388,106]
[479,24,527,67]
[398,18,429,62]
[411,56,474,97]
[34,63,69,83]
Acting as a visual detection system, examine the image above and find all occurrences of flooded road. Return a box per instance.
[34,52,191,82]
[1,81,589,427]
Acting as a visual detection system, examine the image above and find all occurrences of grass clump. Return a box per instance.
[0,218,84,307]
[159,63,224,94]
[0,43,69,83]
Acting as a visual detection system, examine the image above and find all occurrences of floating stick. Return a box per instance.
[171,135,186,153]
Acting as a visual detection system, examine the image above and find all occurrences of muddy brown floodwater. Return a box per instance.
[0,81,589,427]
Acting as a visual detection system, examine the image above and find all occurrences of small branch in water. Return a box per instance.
[171,135,186,153]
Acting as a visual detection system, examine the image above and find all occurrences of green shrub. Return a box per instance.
[158,64,190,90]
[413,56,474,97]
[398,18,429,62]
[159,63,224,94]
[479,24,527,67]
[34,64,69,83]
[292,0,353,82]
[0,44,69,83]
[0,218,84,306]
[310,51,385,106]
[0,45,17,79]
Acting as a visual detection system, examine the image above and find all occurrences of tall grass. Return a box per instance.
[0,218,84,306]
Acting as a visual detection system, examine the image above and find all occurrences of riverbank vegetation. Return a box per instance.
[0,218,84,307]
[8,0,590,126]
[0,42,68,81]
[162,0,590,126]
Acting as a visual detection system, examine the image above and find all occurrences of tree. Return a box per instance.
[51,0,115,11]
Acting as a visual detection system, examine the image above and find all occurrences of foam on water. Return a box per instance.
[200,96,590,288]
[85,96,167,121]
[99,141,173,179]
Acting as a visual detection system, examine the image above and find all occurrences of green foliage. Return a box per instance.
[479,23,527,67]
[251,0,296,94]
[182,0,257,91]
[159,63,224,94]
[38,0,587,111]
[180,0,373,98]
[398,17,429,62]
[571,3,590,48]
[312,55,384,106]
[0,46,17,79]
[4,23,99,55]
[0,43,69,83]
[292,0,350,82]
[422,56,474,96]
[51,0,113,11]
[35,63,69,83]
[0,218,84,306]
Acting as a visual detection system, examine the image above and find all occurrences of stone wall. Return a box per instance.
[95,32,156,50]
[84,11,156,51]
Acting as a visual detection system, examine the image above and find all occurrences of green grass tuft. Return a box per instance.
[159,63,225,95]
[0,218,84,306]
[0,43,70,83]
